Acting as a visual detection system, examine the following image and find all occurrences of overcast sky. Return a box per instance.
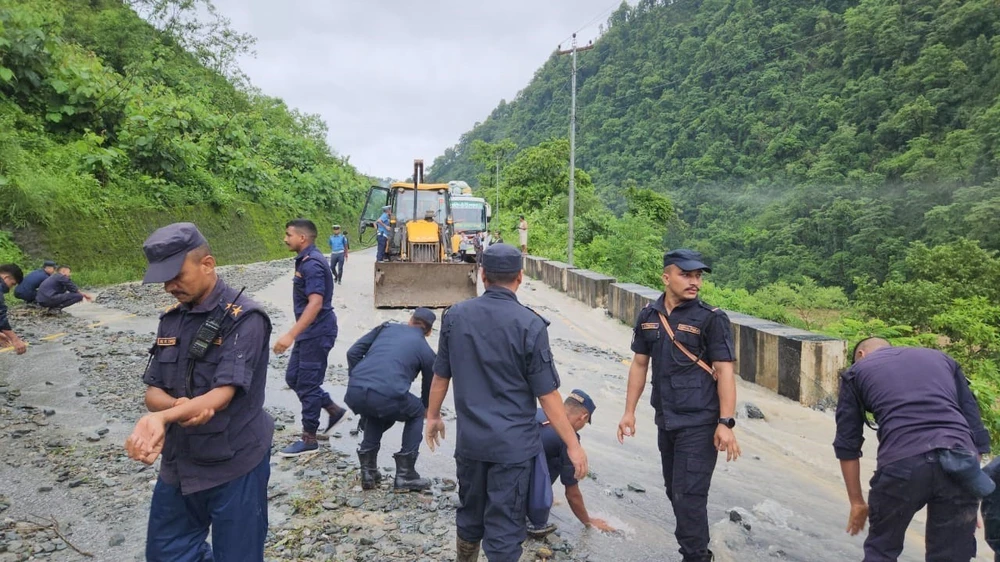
[212,1,628,179]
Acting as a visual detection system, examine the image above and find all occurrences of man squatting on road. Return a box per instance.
[125,222,274,562]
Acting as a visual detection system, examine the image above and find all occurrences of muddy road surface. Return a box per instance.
[0,250,993,561]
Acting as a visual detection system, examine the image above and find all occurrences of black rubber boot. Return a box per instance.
[357,448,380,490]
[456,537,481,562]
[393,452,431,492]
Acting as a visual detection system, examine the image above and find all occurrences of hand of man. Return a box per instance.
[714,424,741,462]
[425,417,446,451]
[846,501,869,536]
[12,337,27,355]
[125,413,166,465]
[179,408,216,427]
[589,518,615,532]
[273,333,294,354]
[83,293,94,302]
[617,412,636,444]
[568,443,589,481]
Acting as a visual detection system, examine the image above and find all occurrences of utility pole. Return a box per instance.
[495,151,500,226]
[557,34,592,266]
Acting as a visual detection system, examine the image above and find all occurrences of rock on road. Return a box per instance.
[0,247,992,561]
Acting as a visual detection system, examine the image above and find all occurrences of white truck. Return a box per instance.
[448,181,491,263]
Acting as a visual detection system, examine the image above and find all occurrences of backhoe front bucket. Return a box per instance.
[374,262,478,308]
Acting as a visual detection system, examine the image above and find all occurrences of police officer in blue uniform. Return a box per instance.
[528,389,614,537]
[0,264,27,354]
[13,260,55,304]
[425,243,589,562]
[124,222,274,562]
[36,265,93,310]
[344,308,437,492]
[617,249,740,562]
[275,219,346,456]
[376,205,391,262]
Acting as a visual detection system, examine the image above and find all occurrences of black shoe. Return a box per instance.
[322,404,347,433]
[526,522,557,539]
[393,452,430,492]
[357,448,380,490]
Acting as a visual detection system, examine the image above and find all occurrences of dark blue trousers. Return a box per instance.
[865,451,978,562]
[456,456,532,562]
[285,334,335,434]
[344,386,424,454]
[658,424,718,562]
[982,458,1000,562]
[376,234,388,261]
[38,292,83,310]
[145,453,270,562]
[329,252,345,282]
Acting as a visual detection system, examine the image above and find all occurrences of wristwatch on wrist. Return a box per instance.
[718,417,736,429]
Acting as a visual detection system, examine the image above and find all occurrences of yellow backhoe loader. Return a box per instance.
[358,160,478,308]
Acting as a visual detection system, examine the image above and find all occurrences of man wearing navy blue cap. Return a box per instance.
[425,243,588,562]
[344,307,437,492]
[527,389,615,538]
[14,260,56,304]
[36,265,93,311]
[618,248,739,562]
[124,222,274,562]
[275,219,346,457]
[834,337,991,562]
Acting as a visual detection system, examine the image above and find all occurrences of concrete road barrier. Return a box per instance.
[608,283,663,326]
[541,261,577,292]
[523,255,546,279]
[728,312,846,407]
[566,269,616,309]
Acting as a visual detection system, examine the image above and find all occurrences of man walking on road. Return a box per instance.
[834,338,992,562]
[125,222,274,562]
[0,264,27,354]
[425,243,588,562]
[328,225,349,284]
[344,308,437,492]
[376,205,391,262]
[617,249,740,562]
[528,389,615,538]
[275,219,346,457]
[517,215,528,254]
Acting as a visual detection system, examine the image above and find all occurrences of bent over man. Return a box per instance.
[14,260,55,304]
[617,249,740,562]
[124,222,274,562]
[344,308,436,492]
[834,338,992,562]
[426,243,588,562]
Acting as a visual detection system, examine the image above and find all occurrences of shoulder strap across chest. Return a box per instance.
[655,310,716,380]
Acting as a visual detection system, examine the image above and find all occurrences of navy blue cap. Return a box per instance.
[412,307,437,329]
[42,260,56,268]
[567,389,596,424]
[482,243,522,274]
[938,448,996,498]
[663,249,712,273]
[141,222,208,284]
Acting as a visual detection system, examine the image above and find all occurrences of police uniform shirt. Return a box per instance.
[535,409,580,487]
[143,278,275,495]
[434,285,560,464]
[347,323,435,405]
[833,346,989,468]
[13,268,49,301]
[36,272,79,301]
[0,283,11,331]
[631,294,735,430]
[293,244,336,341]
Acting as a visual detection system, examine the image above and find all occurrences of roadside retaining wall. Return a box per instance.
[521,256,847,407]
[541,261,576,292]
[566,269,616,309]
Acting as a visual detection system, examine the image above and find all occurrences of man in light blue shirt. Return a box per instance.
[376,206,391,262]
[328,225,349,284]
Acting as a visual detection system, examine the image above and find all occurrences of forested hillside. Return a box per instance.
[0,0,369,284]
[430,0,1000,443]
[430,0,1000,287]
